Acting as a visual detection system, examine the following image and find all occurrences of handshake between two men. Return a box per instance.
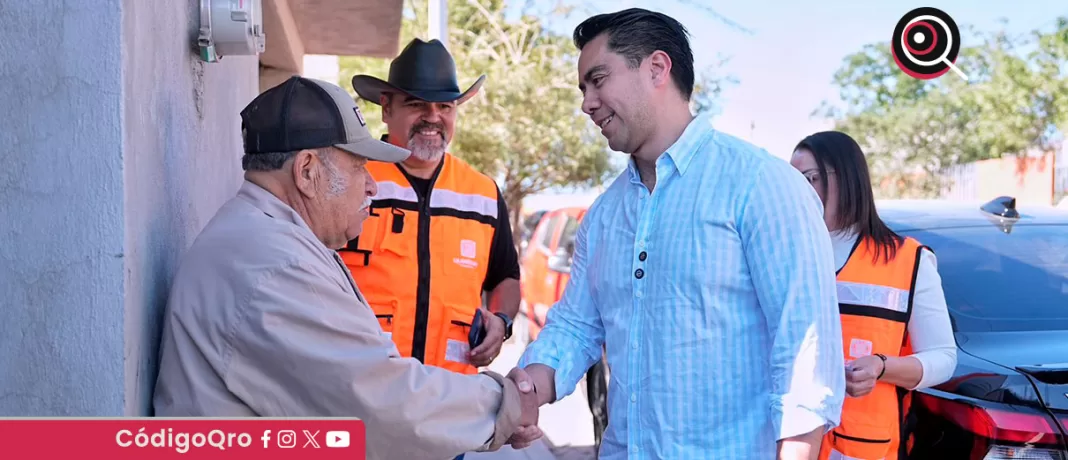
[467,307,545,451]
[501,364,558,450]
[501,367,544,450]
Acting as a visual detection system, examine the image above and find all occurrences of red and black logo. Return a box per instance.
[891,7,968,81]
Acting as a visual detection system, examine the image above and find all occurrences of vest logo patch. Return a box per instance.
[849,338,873,359]
[460,240,477,258]
[454,239,479,269]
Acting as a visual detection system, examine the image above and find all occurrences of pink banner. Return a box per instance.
[0,418,366,459]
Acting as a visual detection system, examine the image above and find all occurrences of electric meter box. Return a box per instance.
[197,0,266,62]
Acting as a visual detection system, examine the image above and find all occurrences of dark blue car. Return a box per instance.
[880,196,1068,458]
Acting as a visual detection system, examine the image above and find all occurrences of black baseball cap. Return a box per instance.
[240,76,409,163]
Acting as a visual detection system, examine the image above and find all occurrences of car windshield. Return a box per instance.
[898,224,1068,333]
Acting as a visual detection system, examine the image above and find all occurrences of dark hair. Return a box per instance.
[241,148,330,172]
[242,151,298,171]
[795,131,903,263]
[572,8,695,100]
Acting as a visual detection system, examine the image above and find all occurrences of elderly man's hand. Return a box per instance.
[469,309,505,367]
[508,367,540,426]
[506,367,542,449]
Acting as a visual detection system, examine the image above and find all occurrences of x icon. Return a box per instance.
[303,430,321,448]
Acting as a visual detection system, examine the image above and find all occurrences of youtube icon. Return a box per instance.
[326,431,350,448]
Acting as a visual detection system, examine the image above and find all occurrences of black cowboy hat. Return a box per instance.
[352,38,486,106]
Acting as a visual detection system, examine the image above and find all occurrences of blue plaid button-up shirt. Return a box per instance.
[519,113,845,459]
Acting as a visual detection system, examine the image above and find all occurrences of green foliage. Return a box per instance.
[818,18,1068,198]
[337,0,731,227]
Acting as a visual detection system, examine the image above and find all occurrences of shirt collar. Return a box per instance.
[238,180,319,239]
[665,112,715,176]
[625,112,715,181]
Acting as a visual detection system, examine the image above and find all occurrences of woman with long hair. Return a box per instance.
[791,131,957,460]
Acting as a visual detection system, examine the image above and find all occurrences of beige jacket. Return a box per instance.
[153,180,522,459]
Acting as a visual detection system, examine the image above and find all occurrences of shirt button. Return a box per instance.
[635,290,643,298]
[638,241,645,248]
[638,251,647,261]
[634,268,644,279]
[631,393,637,402]
[631,341,638,350]
[632,445,639,453]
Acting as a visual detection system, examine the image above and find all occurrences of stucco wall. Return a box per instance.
[121,0,257,416]
[0,0,257,415]
[0,0,126,415]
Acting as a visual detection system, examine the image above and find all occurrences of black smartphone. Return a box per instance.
[469,309,486,349]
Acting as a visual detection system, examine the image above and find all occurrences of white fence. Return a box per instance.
[940,161,979,202]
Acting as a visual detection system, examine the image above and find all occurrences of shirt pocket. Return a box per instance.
[370,299,397,338]
[439,303,477,372]
[342,208,387,267]
[827,402,895,459]
[436,217,492,280]
[840,314,905,361]
[379,207,416,258]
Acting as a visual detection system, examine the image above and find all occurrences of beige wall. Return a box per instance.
[943,154,1055,206]
[258,0,404,92]
[975,155,1054,205]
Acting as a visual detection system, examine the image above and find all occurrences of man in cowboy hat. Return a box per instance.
[340,39,521,382]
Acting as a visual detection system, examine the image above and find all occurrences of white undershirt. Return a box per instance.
[831,229,958,390]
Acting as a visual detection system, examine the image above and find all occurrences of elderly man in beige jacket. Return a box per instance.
[152,76,542,459]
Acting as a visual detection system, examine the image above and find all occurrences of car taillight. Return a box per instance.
[916,392,1067,459]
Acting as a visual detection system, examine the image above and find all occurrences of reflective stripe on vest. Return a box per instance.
[430,188,498,221]
[818,236,928,460]
[339,154,499,375]
[374,181,419,203]
[837,281,909,317]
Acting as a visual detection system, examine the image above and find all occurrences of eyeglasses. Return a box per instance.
[804,170,835,184]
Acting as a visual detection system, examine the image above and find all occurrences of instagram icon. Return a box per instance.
[277,430,297,449]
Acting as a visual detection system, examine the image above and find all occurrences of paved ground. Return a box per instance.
[464,311,598,460]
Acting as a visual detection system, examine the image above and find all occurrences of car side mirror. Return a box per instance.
[547,244,573,273]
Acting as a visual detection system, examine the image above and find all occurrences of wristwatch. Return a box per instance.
[494,312,513,340]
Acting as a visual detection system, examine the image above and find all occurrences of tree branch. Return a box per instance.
[465,0,519,63]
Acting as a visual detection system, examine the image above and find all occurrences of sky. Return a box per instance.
[522,0,1068,212]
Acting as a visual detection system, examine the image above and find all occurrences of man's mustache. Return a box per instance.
[408,122,446,140]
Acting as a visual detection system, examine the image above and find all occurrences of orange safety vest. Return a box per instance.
[818,236,927,460]
[339,153,498,375]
